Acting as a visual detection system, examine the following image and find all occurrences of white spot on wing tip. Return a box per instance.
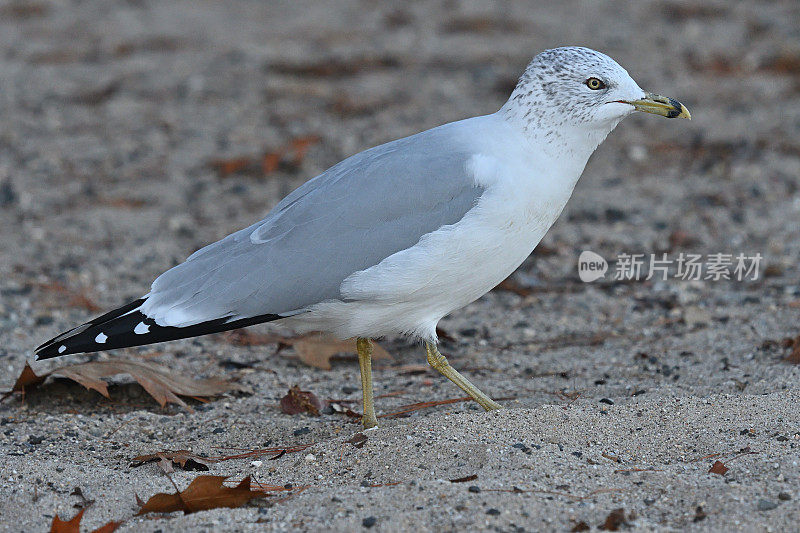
[134,322,150,335]
[58,345,66,354]
[95,332,108,344]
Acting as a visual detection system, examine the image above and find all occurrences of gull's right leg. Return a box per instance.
[425,342,503,411]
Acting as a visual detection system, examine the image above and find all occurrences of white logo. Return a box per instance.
[578,250,607,282]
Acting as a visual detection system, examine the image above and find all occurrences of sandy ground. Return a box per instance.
[1,0,799,531]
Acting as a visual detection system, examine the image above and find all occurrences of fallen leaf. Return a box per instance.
[93,524,123,533]
[783,335,800,364]
[136,475,266,515]
[210,136,320,179]
[346,432,368,448]
[209,156,253,177]
[49,508,121,533]
[571,521,591,532]
[287,135,320,166]
[599,508,628,531]
[50,509,84,533]
[709,460,729,475]
[279,385,322,415]
[130,450,212,472]
[261,152,281,174]
[91,523,123,533]
[292,336,392,370]
[1,362,46,400]
[220,331,393,370]
[2,359,235,411]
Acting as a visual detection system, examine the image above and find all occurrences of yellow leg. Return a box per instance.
[356,337,378,429]
[425,342,503,411]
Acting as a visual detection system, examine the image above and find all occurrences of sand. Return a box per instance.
[1,1,799,531]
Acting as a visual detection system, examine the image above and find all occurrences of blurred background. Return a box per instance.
[1,0,799,368]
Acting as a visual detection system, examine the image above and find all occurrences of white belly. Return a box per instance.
[283,177,572,341]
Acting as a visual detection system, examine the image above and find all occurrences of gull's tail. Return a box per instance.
[35,298,281,360]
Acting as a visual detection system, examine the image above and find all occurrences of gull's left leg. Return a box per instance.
[356,337,379,429]
[425,342,503,411]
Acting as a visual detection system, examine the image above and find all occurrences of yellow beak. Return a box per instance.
[623,92,691,119]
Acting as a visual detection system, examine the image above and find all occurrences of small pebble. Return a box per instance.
[362,516,377,528]
[757,499,778,511]
[28,436,45,445]
[304,454,316,463]
[211,428,224,434]
[599,398,614,405]
[486,508,500,516]
[468,486,481,493]
[778,492,791,501]
[294,427,311,436]
[250,460,263,468]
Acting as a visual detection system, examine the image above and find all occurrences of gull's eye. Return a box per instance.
[586,77,606,90]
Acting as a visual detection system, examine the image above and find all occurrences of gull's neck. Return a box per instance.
[499,92,619,185]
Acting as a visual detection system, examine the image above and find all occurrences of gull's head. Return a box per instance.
[504,47,690,140]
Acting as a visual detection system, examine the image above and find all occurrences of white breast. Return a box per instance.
[287,143,578,342]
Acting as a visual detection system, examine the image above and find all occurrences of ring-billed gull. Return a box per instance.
[36,47,690,428]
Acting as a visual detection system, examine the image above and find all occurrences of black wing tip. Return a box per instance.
[34,297,283,359]
[34,298,147,360]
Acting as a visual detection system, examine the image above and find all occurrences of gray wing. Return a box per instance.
[140,119,485,327]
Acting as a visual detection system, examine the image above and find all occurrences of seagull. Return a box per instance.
[35,47,689,428]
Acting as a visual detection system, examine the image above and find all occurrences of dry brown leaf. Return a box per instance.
[130,450,212,472]
[261,152,281,174]
[210,136,319,179]
[2,359,234,411]
[136,475,265,515]
[279,385,322,415]
[49,508,121,533]
[783,335,800,364]
[709,460,729,475]
[1,362,46,400]
[209,156,253,177]
[599,508,628,531]
[292,335,392,370]
[346,432,368,448]
[50,509,84,533]
[92,523,123,533]
[287,135,320,166]
[220,331,392,370]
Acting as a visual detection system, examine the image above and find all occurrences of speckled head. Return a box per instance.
[502,46,689,137]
